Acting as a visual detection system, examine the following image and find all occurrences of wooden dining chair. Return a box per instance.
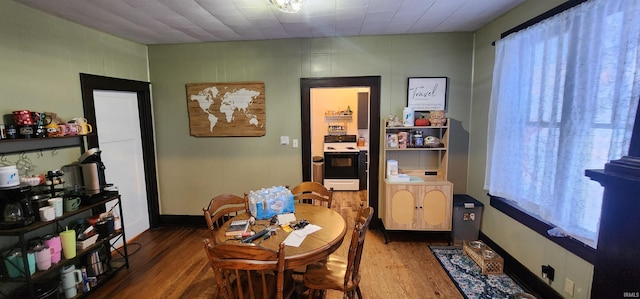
[203,239,293,299]
[303,206,374,299]
[290,181,334,208]
[203,193,249,242]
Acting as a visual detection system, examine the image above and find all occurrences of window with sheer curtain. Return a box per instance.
[485,0,640,248]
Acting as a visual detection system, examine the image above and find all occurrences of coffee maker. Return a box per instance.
[61,148,108,194]
[0,185,35,229]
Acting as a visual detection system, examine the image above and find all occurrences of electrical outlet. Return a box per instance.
[541,265,555,281]
[564,278,575,297]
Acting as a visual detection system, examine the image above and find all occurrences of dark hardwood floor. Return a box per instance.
[89,191,462,298]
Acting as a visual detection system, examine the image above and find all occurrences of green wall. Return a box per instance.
[470,1,594,298]
[148,34,473,215]
[0,0,148,170]
[0,0,148,293]
[1,0,596,297]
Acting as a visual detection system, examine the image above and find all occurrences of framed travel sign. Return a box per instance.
[407,77,448,111]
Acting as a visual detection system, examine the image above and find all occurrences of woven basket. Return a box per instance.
[463,240,504,275]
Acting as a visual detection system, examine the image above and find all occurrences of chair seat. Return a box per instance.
[303,255,359,292]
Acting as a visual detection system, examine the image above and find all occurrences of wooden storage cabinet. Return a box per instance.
[383,182,452,231]
[381,118,453,243]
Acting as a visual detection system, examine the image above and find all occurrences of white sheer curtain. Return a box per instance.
[485,0,640,247]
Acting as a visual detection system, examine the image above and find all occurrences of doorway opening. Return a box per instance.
[80,73,160,229]
[300,76,381,225]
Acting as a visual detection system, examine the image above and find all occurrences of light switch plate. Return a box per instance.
[280,136,289,145]
[292,139,298,148]
[564,278,574,297]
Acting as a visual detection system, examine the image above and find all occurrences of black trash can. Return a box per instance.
[452,194,484,245]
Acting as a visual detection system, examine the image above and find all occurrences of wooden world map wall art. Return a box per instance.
[186,81,266,137]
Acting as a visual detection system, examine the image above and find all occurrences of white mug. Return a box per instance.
[39,206,55,221]
[47,197,63,217]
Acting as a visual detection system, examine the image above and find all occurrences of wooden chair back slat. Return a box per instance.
[303,206,374,299]
[290,181,333,208]
[204,240,288,299]
[344,206,373,289]
[203,193,249,241]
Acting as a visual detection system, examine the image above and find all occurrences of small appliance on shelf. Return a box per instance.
[61,148,114,204]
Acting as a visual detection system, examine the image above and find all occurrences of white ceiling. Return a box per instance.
[14,0,525,45]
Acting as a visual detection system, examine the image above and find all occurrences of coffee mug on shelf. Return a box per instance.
[78,122,92,135]
[12,110,33,126]
[46,122,60,137]
[66,122,78,136]
[47,197,63,218]
[39,206,55,221]
[57,124,68,137]
[18,125,34,139]
[71,117,93,135]
[64,197,81,212]
[34,124,47,138]
[5,124,17,139]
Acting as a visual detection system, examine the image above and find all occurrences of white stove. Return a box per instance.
[323,143,359,152]
[323,135,360,191]
[323,135,359,152]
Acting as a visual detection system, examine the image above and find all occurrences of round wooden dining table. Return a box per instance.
[215,204,347,269]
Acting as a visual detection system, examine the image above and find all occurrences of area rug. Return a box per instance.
[430,246,525,299]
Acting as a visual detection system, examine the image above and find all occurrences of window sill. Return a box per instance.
[489,195,596,264]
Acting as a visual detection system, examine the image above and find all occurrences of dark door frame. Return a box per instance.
[300,76,381,225]
[79,73,160,228]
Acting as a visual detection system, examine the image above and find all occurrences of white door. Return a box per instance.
[93,90,150,243]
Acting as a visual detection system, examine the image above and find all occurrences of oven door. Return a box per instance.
[324,152,359,179]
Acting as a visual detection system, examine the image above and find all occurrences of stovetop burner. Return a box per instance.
[324,135,360,153]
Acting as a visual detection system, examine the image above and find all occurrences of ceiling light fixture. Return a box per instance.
[269,0,306,13]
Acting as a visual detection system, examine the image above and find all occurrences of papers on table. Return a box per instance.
[283,224,322,247]
[277,213,296,225]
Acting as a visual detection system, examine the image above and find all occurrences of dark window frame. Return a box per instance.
[490,195,596,263]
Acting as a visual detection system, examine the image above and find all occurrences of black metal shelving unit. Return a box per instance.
[0,135,129,298]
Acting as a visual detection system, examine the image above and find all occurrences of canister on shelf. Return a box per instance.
[402,107,414,127]
[397,132,408,148]
[413,131,423,147]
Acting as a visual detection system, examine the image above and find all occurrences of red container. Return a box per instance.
[12,110,33,125]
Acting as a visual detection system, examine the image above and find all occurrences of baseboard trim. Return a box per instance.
[479,232,563,299]
[158,215,203,226]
